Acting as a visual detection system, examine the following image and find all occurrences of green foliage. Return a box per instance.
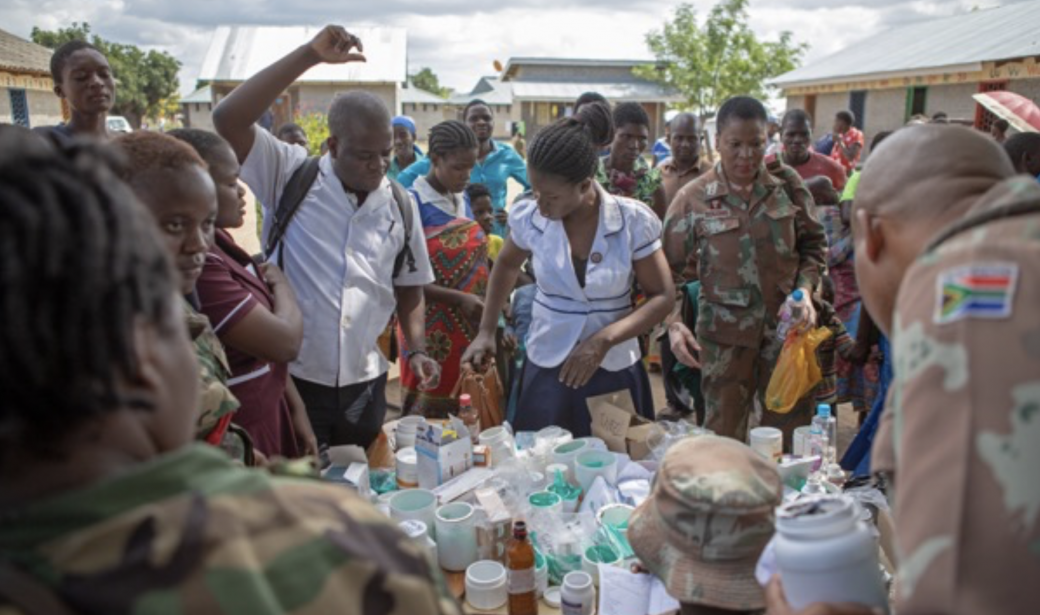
[635,0,807,117]
[31,22,181,127]
[409,67,452,98]
[296,112,330,157]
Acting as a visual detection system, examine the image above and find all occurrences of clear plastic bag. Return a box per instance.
[766,327,833,414]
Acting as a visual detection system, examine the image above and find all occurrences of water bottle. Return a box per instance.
[802,406,830,495]
[777,289,807,341]
[813,404,837,467]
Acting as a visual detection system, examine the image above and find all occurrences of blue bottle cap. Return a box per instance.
[792,289,804,301]
[816,403,831,417]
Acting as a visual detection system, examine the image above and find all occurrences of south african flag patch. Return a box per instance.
[935,263,1018,324]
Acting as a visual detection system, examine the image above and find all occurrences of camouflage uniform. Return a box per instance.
[0,444,463,615]
[872,177,1040,614]
[664,160,826,445]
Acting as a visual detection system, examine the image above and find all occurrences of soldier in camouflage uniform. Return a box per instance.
[664,97,826,446]
[0,130,461,615]
[769,126,1040,614]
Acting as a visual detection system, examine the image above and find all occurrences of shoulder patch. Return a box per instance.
[935,262,1019,325]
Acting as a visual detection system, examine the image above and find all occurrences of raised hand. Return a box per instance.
[307,25,366,65]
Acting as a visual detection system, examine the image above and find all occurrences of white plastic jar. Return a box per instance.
[774,495,889,612]
[561,571,595,615]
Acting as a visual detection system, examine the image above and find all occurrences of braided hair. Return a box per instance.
[0,128,177,457]
[428,119,479,158]
[527,100,614,184]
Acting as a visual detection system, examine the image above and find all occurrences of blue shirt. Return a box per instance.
[396,140,530,236]
[652,138,671,165]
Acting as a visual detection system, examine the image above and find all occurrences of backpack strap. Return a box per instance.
[389,179,417,278]
[264,156,321,264]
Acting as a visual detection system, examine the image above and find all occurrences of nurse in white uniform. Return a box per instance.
[462,101,675,435]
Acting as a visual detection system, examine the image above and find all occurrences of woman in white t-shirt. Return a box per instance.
[462,102,675,435]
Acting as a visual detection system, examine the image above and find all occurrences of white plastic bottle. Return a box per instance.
[560,571,595,615]
[773,496,889,612]
[802,411,829,495]
[777,289,808,341]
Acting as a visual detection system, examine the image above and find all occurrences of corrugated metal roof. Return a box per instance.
[0,28,53,76]
[503,57,655,79]
[773,3,1040,87]
[400,85,446,104]
[450,76,513,106]
[181,85,212,104]
[509,81,682,103]
[198,26,406,84]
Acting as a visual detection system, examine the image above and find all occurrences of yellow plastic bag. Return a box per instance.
[766,327,833,414]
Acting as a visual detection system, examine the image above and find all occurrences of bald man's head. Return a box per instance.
[852,124,1016,336]
[856,124,1014,219]
[326,91,393,192]
[328,91,391,140]
[668,113,701,163]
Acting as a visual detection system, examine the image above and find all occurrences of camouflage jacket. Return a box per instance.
[184,300,239,443]
[873,177,1040,614]
[662,160,826,348]
[0,444,463,615]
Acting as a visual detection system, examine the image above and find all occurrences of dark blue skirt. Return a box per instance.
[512,359,655,437]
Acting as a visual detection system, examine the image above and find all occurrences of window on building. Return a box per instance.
[849,91,867,129]
[975,81,1007,131]
[9,89,30,128]
[905,86,928,121]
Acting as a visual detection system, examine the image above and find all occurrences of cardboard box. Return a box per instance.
[416,418,473,489]
[588,391,658,460]
[473,444,491,468]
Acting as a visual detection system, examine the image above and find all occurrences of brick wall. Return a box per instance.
[0,88,63,128]
[1009,78,1040,105]
[863,87,908,147]
[401,102,450,138]
[924,83,978,123]
[811,93,847,139]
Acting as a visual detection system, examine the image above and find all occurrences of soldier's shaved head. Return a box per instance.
[852,125,1016,336]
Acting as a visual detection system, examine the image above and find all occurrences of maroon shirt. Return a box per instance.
[766,151,847,192]
[196,229,300,457]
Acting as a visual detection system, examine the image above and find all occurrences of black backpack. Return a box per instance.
[263,157,417,277]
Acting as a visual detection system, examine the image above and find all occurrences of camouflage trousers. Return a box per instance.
[701,338,813,451]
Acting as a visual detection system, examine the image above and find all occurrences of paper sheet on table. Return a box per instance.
[598,564,680,615]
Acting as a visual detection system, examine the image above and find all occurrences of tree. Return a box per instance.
[32,22,181,128]
[409,67,451,98]
[635,0,807,117]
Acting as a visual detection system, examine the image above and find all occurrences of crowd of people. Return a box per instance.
[1,22,1038,615]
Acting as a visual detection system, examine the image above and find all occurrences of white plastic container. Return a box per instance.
[552,439,589,483]
[574,449,619,492]
[750,426,783,463]
[774,495,889,613]
[396,446,418,489]
[395,415,425,451]
[389,489,438,540]
[561,571,596,615]
[465,560,508,610]
[435,502,479,572]
[478,426,517,467]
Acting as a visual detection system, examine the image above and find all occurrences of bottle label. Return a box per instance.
[508,567,535,594]
[561,598,584,615]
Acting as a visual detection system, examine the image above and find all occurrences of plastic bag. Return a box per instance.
[766,327,833,414]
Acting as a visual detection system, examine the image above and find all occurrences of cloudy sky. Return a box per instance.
[2,0,1013,97]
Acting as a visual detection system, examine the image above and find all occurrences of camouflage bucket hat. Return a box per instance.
[627,435,782,610]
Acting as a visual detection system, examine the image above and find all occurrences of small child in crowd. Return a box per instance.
[466,182,502,261]
[813,276,860,412]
